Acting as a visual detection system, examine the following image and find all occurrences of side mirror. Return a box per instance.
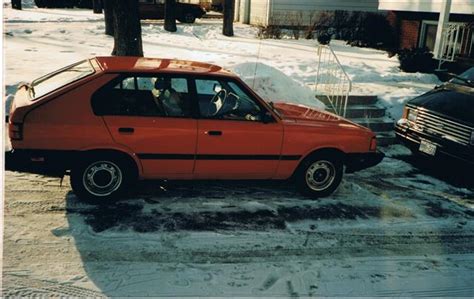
[262,111,274,124]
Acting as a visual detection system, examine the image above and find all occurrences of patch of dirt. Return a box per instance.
[79,202,413,233]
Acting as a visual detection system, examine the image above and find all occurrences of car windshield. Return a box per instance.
[30,60,95,100]
[450,67,474,87]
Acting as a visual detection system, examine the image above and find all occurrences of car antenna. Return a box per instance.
[252,32,264,89]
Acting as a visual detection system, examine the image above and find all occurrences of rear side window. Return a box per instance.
[92,75,192,118]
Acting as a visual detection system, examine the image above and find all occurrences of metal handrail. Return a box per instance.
[438,23,473,69]
[314,44,352,117]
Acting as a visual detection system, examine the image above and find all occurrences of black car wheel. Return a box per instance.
[71,154,136,203]
[296,153,343,198]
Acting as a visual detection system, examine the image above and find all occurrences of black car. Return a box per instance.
[395,67,474,164]
[139,0,206,23]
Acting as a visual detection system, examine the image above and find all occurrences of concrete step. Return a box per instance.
[316,95,379,106]
[327,105,386,119]
[352,118,395,132]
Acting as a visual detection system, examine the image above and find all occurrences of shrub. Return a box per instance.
[317,31,331,45]
[397,47,436,73]
[257,25,282,39]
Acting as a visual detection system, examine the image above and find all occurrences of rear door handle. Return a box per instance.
[118,127,135,134]
[206,130,222,136]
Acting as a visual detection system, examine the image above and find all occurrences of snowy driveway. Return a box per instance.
[3,146,474,296]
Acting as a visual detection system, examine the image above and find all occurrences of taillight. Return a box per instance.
[370,137,377,151]
[9,123,23,140]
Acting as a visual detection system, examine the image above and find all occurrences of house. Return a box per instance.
[234,0,379,26]
[379,1,474,65]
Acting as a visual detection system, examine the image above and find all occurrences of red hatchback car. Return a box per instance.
[8,57,383,201]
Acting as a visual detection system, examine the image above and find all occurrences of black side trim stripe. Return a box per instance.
[137,154,301,161]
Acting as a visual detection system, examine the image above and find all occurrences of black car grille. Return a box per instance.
[412,108,473,146]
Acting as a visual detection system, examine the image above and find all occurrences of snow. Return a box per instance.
[3,6,473,297]
[3,6,440,117]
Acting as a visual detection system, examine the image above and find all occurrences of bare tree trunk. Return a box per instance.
[92,0,102,14]
[164,0,177,32]
[111,0,144,57]
[103,0,114,36]
[223,0,234,37]
[11,0,22,10]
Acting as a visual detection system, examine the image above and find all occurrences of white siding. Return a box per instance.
[378,0,474,15]
[249,0,271,25]
[247,0,379,26]
[272,0,379,13]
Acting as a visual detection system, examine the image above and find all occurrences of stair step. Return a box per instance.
[352,118,395,132]
[327,105,386,119]
[316,95,379,106]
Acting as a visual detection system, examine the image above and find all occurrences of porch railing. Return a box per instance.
[438,23,474,68]
[313,44,352,117]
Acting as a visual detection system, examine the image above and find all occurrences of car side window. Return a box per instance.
[195,79,262,121]
[92,76,192,118]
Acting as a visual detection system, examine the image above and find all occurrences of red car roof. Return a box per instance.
[94,56,234,76]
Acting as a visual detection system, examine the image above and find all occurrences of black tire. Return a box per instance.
[296,152,343,198]
[70,154,137,203]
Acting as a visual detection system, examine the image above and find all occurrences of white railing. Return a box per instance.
[313,44,352,117]
[438,23,474,69]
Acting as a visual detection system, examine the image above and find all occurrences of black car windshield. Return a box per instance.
[30,60,95,100]
[450,67,474,87]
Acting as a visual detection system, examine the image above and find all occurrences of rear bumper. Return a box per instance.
[5,149,74,177]
[345,151,385,173]
[395,123,474,164]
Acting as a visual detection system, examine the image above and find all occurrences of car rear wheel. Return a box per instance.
[71,155,135,203]
[296,153,343,198]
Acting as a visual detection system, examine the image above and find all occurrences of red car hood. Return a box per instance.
[273,102,371,132]
[274,102,341,122]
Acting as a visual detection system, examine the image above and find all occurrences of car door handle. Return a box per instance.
[206,130,222,136]
[118,127,135,134]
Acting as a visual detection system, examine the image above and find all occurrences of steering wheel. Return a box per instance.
[207,89,227,116]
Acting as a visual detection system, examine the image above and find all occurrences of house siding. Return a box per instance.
[379,0,474,15]
[272,0,379,13]
[242,0,379,26]
[250,0,271,26]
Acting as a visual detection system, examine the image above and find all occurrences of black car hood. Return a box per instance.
[408,85,474,126]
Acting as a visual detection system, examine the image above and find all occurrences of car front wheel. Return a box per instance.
[71,155,135,203]
[296,153,343,198]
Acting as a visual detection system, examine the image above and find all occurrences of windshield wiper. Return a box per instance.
[449,73,474,87]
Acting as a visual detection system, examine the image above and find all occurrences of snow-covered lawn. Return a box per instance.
[3,5,440,120]
[3,5,473,297]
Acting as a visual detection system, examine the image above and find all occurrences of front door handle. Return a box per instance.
[206,130,222,136]
[118,127,135,134]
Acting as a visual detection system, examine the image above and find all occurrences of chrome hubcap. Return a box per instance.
[305,160,336,191]
[83,161,122,197]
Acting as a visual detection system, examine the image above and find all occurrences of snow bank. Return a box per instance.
[231,62,325,109]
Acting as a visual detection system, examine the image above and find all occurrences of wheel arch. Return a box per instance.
[292,147,346,178]
[74,149,141,180]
